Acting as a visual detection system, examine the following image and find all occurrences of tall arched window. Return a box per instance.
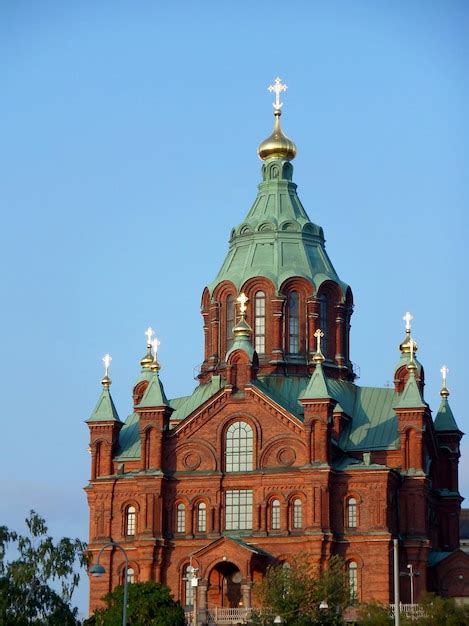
[177,503,185,533]
[319,294,328,357]
[127,567,135,584]
[271,499,280,530]
[125,506,136,536]
[183,565,194,607]
[226,295,235,351]
[197,502,207,532]
[348,561,358,599]
[254,291,266,354]
[225,421,253,472]
[293,499,302,529]
[288,291,300,353]
[347,497,357,528]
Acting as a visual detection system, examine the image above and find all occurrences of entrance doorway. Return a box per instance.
[207,561,242,608]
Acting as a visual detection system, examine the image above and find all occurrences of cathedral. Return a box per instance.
[86,79,469,618]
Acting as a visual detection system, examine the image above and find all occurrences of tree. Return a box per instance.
[252,554,349,626]
[85,581,185,626]
[0,510,87,625]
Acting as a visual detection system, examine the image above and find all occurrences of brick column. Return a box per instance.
[335,303,346,367]
[270,295,286,364]
[307,297,320,364]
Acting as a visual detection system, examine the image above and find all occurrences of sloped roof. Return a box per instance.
[434,396,460,432]
[87,387,121,423]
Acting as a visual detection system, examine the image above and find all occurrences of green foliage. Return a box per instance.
[251,554,349,626]
[86,581,185,626]
[0,510,87,625]
[356,602,393,626]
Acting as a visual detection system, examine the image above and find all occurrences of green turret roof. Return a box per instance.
[137,371,169,408]
[208,159,349,296]
[434,396,460,432]
[301,362,331,400]
[394,371,426,409]
[87,386,121,423]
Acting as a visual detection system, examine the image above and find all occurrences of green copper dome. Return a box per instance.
[208,157,349,297]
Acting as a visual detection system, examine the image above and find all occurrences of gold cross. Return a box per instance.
[403,311,413,332]
[145,326,154,347]
[152,337,160,354]
[440,364,449,387]
[102,353,112,377]
[268,77,287,111]
[314,328,325,354]
[236,292,249,315]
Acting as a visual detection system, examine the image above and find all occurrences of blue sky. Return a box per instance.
[1,0,467,616]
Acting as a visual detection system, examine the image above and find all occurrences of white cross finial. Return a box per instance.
[268,77,287,111]
[403,311,413,332]
[152,337,160,355]
[236,292,249,315]
[102,353,112,377]
[409,338,415,362]
[145,326,154,347]
[440,364,449,386]
[314,328,325,354]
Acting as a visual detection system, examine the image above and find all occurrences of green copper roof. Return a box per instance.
[434,396,460,432]
[137,371,169,408]
[300,363,331,400]
[208,159,349,296]
[394,371,426,409]
[87,387,121,423]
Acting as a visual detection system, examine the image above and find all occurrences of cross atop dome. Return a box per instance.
[268,77,287,111]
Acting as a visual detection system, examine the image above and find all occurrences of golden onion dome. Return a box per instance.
[399,332,418,354]
[232,316,252,338]
[140,348,154,369]
[258,110,297,161]
[101,374,112,388]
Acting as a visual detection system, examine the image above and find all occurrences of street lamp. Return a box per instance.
[399,564,420,606]
[90,541,130,626]
[183,559,199,626]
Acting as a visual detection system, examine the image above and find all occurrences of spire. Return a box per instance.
[434,365,460,432]
[137,369,169,408]
[87,354,121,422]
[395,367,426,409]
[258,77,297,161]
[140,326,155,370]
[225,293,255,361]
[301,360,331,400]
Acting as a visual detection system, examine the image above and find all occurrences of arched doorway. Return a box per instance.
[207,561,242,608]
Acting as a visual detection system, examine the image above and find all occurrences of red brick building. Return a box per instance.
[86,85,469,616]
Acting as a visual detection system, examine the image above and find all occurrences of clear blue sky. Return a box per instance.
[1,0,467,616]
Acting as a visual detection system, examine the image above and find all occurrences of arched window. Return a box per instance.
[288,291,300,353]
[319,294,328,357]
[225,421,253,472]
[177,503,185,533]
[271,499,280,530]
[197,502,207,532]
[293,499,302,529]
[348,561,358,599]
[254,291,266,354]
[183,565,194,607]
[125,506,136,536]
[127,567,135,584]
[347,498,357,528]
[226,295,235,351]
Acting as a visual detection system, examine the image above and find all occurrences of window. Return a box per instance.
[254,291,266,353]
[225,490,253,530]
[288,291,300,353]
[225,421,253,472]
[197,502,207,532]
[183,565,194,607]
[347,498,357,528]
[319,294,328,356]
[177,503,185,533]
[348,561,358,599]
[126,506,136,536]
[127,567,135,584]
[293,499,302,529]
[226,295,235,351]
[271,499,280,530]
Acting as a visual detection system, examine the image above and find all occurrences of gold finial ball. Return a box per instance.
[399,335,418,354]
[440,386,450,398]
[233,317,252,338]
[101,374,112,387]
[313,351,325,365]
[150,357,161,372]
[258,111,297,161]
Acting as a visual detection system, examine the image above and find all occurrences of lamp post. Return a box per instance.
[183,559,199,626]
[400,563,419,606]
[90,541,129,626]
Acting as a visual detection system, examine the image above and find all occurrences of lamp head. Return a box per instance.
[90,563,106,577]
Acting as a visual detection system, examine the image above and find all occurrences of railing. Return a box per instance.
[390,603,425,619]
